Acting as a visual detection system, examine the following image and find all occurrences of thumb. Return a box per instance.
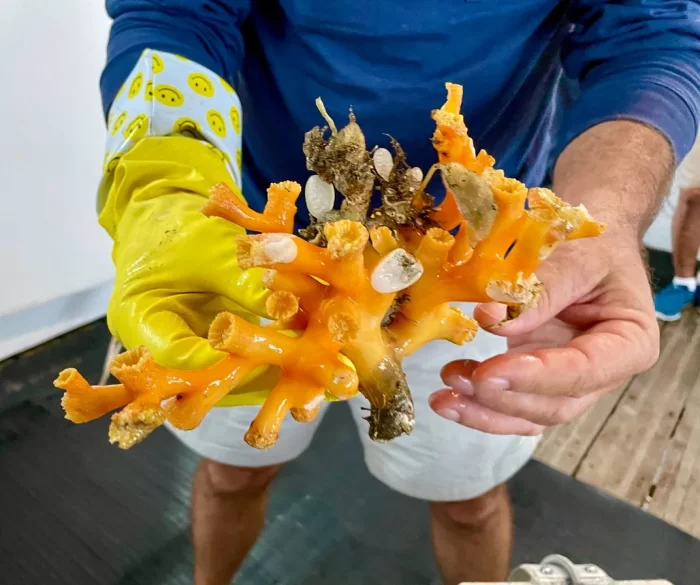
[475,276,560,336]
[109,293,260,370]
[474,245,599,337]
[119,307,228,370]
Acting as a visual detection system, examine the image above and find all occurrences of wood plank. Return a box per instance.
[535,324,667,477]
[535,382,628,475]
[644,330,700,536]
[575,314,700,506]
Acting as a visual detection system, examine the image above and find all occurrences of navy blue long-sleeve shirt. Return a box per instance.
[101,0,700,222]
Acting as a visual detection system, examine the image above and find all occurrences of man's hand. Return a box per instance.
[430,120,673,435]
[430,233,659,435]
[102,136,269,371]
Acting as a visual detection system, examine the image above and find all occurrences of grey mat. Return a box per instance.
[1,394,700,585]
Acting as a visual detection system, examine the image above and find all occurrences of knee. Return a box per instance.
[199,458,281,497]
[431,484,510,530]
[679,187,700,206]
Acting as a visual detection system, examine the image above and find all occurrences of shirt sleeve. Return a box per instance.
[100,0,251,118]
[556,0,700,164]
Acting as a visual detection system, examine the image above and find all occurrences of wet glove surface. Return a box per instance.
[100,135,269,371]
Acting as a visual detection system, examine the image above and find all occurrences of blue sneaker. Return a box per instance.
[654,283,695,322]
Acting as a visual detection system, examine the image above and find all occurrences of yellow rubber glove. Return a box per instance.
[101,132,353,410]
[100,135,269,374]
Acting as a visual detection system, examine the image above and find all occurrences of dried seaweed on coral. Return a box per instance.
[303,104,375,222]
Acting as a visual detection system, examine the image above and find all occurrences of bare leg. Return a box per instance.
[431,483,513,584]
[672,188,700,277]
[192,459,281,585]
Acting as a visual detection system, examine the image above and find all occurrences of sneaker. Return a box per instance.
[654,283,695,322]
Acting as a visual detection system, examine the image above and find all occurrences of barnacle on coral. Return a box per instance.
[55,83,605,450]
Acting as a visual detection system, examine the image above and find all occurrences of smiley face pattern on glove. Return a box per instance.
[103,49,243,189]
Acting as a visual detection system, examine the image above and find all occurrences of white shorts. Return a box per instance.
[676,136,700,189]
[167,303,540,502]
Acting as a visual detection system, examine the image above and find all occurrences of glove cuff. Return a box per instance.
[99,49,243,211]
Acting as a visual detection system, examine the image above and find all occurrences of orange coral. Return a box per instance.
[203,180,301,233]
[55,83,605,450]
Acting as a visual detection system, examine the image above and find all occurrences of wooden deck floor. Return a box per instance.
[535,308,700,538]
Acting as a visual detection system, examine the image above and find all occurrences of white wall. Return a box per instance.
[0,1,114,360]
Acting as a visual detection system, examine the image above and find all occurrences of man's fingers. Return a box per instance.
[110,293,254,370]
[429,390,545,436]
[440,359,479,395]
[138,309,227,369]
[470,383,611,427]
[441,359,613,426]
[471,322,654,397]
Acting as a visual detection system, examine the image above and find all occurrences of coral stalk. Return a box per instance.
[203,181,301,233]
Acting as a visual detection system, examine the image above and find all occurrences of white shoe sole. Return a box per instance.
[656,311,682,322]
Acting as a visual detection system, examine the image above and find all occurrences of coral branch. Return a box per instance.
[369,226,398,256]
[262,269,325,313]
[290,403,322,423]
[245,377,325,448]
[449,222,475,266]
[430,191,464,231]
[209,313,296,363]
[389,304,478,358]
[57,82,605,451]
[54,369,133,423]
[325,220,369,260]
[266,291,300,322]
[164,361,260,430]
[432,82,495,173]
[240,221,371,294]
[415,227,455,271]
[203,181,301,233]
[57,347,258,448]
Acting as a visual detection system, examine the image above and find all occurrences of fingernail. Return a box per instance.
[477,303,507,325]
[444,374,474,395]
[481,305,504,320]
[436,408,461,423]
[477,378,510,392]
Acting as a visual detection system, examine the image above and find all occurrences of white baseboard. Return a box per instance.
[0,280,113,361]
